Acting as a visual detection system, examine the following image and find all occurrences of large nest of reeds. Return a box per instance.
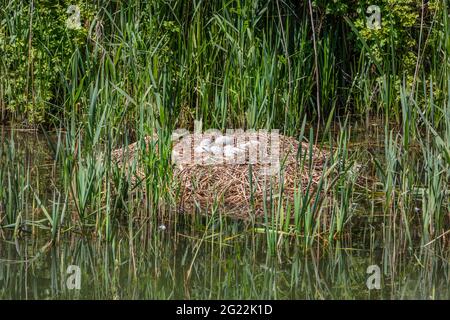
[111,131,328,219]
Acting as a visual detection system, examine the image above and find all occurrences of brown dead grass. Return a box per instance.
[111,132,328,218]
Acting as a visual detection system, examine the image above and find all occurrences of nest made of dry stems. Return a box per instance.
[111,132,328,219]
[110,135,159,183]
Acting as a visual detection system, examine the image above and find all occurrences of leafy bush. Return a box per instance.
[0,0,94,123]
[0,0,446,124]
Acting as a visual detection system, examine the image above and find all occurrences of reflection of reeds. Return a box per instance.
[1,230,449,299]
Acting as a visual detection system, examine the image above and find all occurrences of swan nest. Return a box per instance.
[111,132,328,218]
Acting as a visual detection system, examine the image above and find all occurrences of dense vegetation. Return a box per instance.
[0,0,446,127]
[0,0,449,296]
[0,0,449,300]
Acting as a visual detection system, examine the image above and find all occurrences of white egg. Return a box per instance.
[171,150,180,162]
[200,138,212,147]
[209,145,223,155]
[239,140,259,151]
[224,145,243,157]
[194,145,209,154]
[215,135,234,146]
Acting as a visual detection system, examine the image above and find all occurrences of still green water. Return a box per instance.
[1,229,449,299]
[0,126,449,299]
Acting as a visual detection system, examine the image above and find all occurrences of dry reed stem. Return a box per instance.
[111,133,328,218]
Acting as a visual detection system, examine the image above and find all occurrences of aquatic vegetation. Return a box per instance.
[0,0,449,299]
[110,131,328,219]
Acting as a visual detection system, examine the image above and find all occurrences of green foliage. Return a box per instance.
[0,0,95,122]
[317,0,440,74]
[0,0,448,125]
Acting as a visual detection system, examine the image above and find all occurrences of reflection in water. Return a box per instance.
[0,124,449,299]
[1,228,449,299]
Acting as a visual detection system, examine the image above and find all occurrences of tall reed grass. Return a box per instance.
[0,0,448,252]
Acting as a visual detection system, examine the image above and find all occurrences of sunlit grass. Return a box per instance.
[0,0,449,299]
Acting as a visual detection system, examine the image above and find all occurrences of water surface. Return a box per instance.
[0,124,449,299]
